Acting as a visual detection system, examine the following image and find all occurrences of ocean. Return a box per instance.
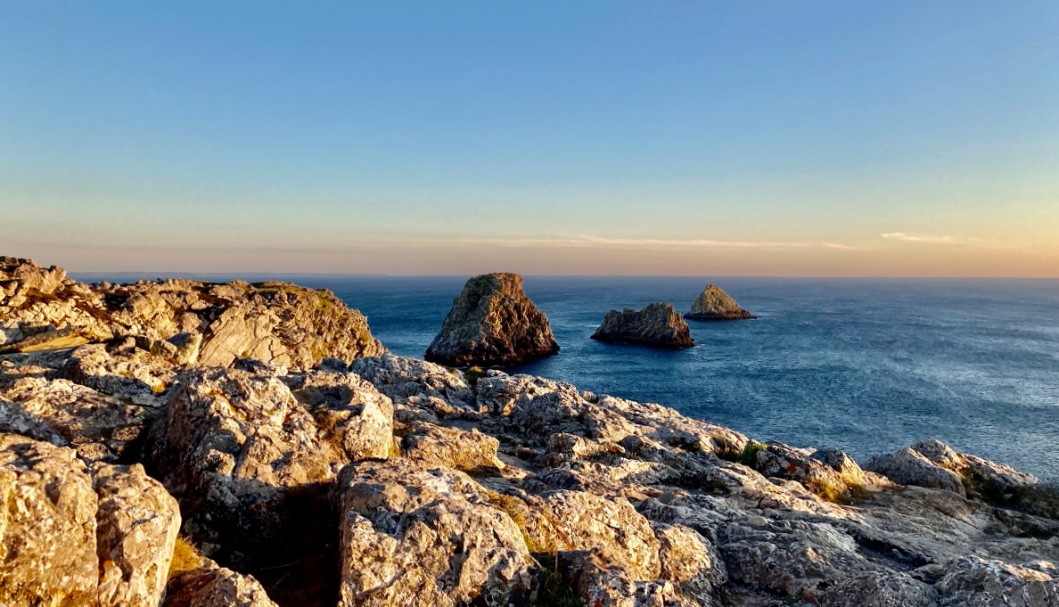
[298,275,1059,481]
[77,273,1059,480]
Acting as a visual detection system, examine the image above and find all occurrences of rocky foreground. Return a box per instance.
[2,258,1058,607]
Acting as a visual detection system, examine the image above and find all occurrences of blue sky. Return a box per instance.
[2,1,1057,275]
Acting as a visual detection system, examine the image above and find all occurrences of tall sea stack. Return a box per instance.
[685,284,755,320]
[425,273,559,367]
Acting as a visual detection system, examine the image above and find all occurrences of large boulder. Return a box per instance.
[336,460,535,607]
[591,302,694,349]
[146,364,393,569]
[0,433,180,607]
[425,273,559,367]
[684,284,755,320]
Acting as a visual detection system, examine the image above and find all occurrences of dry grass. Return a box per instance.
[168,536,205,580]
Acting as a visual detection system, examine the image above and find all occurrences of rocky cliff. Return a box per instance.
[425,273,559,367]
[685,284,755,320]
[0,257,385,369]
[1,260,1057,607]
[591,302,695,349]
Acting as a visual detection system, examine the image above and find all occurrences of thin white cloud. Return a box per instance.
[396,235,862,251]
[881,232,982,245]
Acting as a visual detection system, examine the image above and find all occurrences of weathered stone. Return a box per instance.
[0,434,180,607]
[1,257,385,369]
[336,460,535,607]
[102,279,385,370]
[287,369,395,461]
[147,366,348,554]
[819,571,937,607]
[866,445,967,495]
[0,434,99,606]
[94,462,182,607]
[745,441,852,502]
[591,302,694,349]
[164,558,280,607]
[937,557,1059,606]
[402,422,504,471]
[1,376,149,462]
[684,284,755,320]
[351,354,478,414]
[425,273,559,367]
[61,342,174,407]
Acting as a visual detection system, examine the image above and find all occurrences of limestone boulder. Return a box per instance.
[147,364,393,577]
[0,433,180,607]
[336,460,535,607]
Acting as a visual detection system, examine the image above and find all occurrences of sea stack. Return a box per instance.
[685,284,755,320]
[591,302,695,349]
[425,273,559,367]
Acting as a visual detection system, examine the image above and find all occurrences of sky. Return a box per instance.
[1,1,1058,277]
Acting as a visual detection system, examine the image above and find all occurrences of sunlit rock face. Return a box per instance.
[685,284,755,320]
[425,272,559,367]
[1,256,385,370]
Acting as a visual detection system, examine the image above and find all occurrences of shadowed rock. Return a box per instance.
[425,273,559,367]
[685,284,755,320]
[591,302,694,348]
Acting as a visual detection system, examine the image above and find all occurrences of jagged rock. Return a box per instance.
[351,354,479,416]
[743,441,854,502]
[425,273,559,367]
[868,440,1059,520]
[866,445,967,495]
[591,302,694,349]
[402,421,504,471]
[0,257,113,349]
[100,279,385,370]
[0,434,180,607]
[718,518,871,600]
[0,257,385,369]
[286,369,395,461]
[0,376,150,462]
[936,557,1059,606]
[684,284,755,320]
[147,365,392,562]
[336,460,535,607]
[164,558,280,607]
[654,523,727,604]
[818,571,937,607]
[0,434,99,604]
[94,462,182,607]
[61,342,174,406]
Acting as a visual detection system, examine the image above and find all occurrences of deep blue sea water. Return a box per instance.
[76,273,1059,480]
[291,276,1059,481]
